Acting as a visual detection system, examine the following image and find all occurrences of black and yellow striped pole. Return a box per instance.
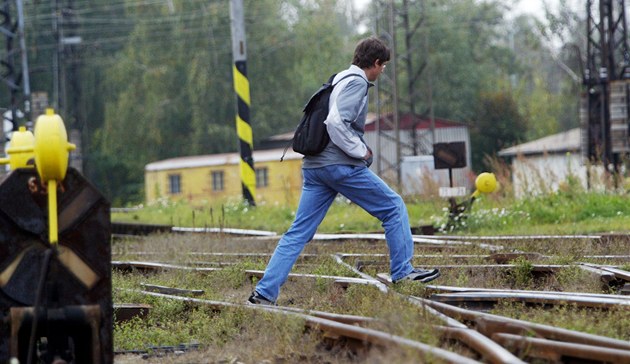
[229,0,255,205]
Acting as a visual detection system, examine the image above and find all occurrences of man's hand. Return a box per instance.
[364,147,373,167]
[364,148,372,160]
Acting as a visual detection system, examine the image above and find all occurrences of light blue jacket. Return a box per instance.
[303,65,372,169]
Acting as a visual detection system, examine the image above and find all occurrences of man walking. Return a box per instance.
[249,37,439,305]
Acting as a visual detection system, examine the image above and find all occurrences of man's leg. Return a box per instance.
[322,165,415,281]
[255,168,336,302]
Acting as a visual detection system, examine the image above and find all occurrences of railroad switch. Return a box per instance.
[0,109,112,363]
[444,172,497,231]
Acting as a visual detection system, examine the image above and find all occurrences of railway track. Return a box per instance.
[110,227,630,363]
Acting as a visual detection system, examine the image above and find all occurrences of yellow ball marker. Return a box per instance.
[33,108,76,245]
[472,172,497,198]
[0,126,35,169]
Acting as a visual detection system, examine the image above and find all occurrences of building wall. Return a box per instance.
[364,126,473,194]
[400,155,474,196]
[510,153,605,198]
[257,158,303,205]
[145,156,303,206]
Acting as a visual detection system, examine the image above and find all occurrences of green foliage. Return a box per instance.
[434,188,630,235]
[212,264,251,290]
[13,0,590,206]
[470,90,527,171]
[116,186,630,237]
[310,256,358,277]
[394,0,514,122]
[510,256,534,288]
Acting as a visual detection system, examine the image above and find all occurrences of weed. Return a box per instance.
[211,264,251,290]
[309,256,358,277]
[510,256,534,289]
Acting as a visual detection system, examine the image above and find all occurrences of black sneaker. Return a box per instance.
[247,291,276,305]
[393,268,440,283]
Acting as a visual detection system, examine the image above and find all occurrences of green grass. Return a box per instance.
[111,188,630,361]
[111,231,630,361]
[113,189,630,236]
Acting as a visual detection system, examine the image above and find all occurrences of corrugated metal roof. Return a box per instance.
[364,112,466,131]
[261,113,466,145]
[498,128,581,157]
[145,148,303,171]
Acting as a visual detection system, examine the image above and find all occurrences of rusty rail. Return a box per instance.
[128,289,481,364]
[430,290,630,310]
[435,326,525,364]
[331,256,525,364]
[418,297,630,351]
[425,284,630,301]
[111,234,630,363]
[492,333,630,363]
[581,262,630,281]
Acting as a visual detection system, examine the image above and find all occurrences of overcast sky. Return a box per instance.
[352,0,580,21]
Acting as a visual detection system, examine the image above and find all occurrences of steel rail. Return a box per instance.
[492,333,630,363]
[581,262,630,281]
[244,269,370,285]
[308,233,505,251]
[112,261,221,272]
[112,261,386,289]
[331,254,465,328]
[418,297,630,351]
[435,326,526,364]
[332,255,525,364]
[430,290,630,310]
[172,226,277,237]
[139,283,204,297]
[411,264,562,272]
[424,284,630,301]
[127,289,481,364]
[431,234,602,240]
[578,264,619,284]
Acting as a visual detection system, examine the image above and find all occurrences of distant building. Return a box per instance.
[145,112,473,204]
[144,149,303,205]
[260,112,473,195]
[364,113,473,195]
[498,128,605,198]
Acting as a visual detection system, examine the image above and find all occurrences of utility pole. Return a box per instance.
[582,0,630,182]
[229,0,256,206]
[61,0,83,172]
[388,0,401,189]
[52,0,60,111]
[0,0,31,156]
[401,0,432,155]
[16,0,30,125]
[373,1,382,176]
[371,0,401,187]
[1,0,18,135]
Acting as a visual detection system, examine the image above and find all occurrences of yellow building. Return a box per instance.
[145,148,304,206]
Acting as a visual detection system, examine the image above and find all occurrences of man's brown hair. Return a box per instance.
[352,37,391,68]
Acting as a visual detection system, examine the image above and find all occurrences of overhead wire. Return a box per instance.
[14,0,563,79]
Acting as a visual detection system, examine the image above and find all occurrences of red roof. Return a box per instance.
[364,112,466,132]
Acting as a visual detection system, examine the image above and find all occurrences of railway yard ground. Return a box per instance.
[110,227,630,364]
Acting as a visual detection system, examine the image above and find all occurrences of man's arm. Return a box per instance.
[325,79,369,159]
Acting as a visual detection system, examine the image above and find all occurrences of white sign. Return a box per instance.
[439,186,468,198]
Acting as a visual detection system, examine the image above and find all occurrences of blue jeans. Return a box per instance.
[255,164,415,301]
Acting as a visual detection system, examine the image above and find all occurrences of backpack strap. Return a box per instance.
[332,73,370,95]
[280,74,368,162]
[280,140,291,162]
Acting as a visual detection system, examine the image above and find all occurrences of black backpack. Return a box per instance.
[283,73,362,160]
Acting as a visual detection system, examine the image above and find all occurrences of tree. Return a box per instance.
[471,91,527,171]
[91,0,359,202]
